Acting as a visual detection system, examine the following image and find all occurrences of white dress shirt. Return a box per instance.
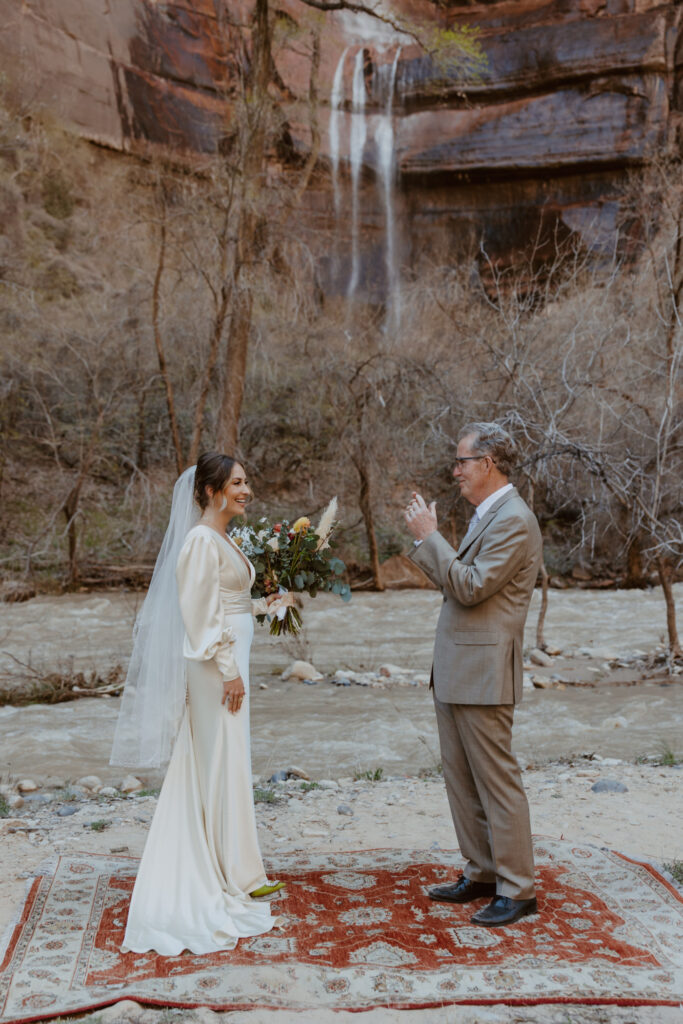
[473,482,513,521]
[452,482,514,548]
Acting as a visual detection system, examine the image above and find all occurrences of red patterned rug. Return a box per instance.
[1,840,682,1021]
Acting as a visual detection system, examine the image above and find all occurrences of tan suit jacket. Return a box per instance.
[409,487,542,705]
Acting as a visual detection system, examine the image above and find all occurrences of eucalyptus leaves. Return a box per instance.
[231,498,351,635]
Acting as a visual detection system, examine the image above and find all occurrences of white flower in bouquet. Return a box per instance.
[230,525,256,557]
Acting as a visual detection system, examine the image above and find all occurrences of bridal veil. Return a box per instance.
[110,466,198,769]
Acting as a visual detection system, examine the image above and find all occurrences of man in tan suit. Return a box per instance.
[404,422,542,927]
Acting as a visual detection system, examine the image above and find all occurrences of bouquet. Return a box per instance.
[231,497,351,635]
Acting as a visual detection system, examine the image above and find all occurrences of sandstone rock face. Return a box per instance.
[378,554,436,589]
[5,0,682,281]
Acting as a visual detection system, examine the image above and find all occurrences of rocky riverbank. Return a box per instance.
[1,586,682,1023]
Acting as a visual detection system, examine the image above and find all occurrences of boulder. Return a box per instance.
[529,648,554,667]
[281,660,323,682]
[77,775,103,792]
[591,779,629,793]
[120,775,143,794]
[545,644,563,657]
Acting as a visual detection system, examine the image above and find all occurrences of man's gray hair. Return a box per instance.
[459,421,517,477]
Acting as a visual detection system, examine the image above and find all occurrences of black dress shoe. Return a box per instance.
[428,875,497,904]
[470,895,538,927]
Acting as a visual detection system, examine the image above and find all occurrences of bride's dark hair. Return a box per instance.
[193,451,238,510]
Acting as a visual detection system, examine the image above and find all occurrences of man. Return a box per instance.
[403,422,542,928]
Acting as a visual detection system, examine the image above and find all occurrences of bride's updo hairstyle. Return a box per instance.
[194,451,237,510]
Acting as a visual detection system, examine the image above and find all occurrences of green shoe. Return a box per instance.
[250,880,285,898]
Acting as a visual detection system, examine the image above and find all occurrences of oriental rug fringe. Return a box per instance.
[1,840,682,1021]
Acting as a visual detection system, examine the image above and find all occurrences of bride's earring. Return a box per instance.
[218,495,227,512]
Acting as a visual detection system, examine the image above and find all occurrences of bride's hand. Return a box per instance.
[268,592,296,613]
[222,675,245,714]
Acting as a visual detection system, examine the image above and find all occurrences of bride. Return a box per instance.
[110,451,291,955]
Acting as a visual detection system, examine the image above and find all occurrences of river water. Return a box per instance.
[0,586,681,784]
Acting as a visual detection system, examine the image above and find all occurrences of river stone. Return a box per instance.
[318,779,339,790]
[334,669,360,681]
[281,660,323,682]
[591,779,629,793]
[58,805,79,816]
[529,648,554,667]
[99,1000,144,1023]
[8,795,24,809]
[1,580,37,603]
[192,1008,222,1024]
[269,770,288,783]
[120,775,143,793]
[77,775,103,791]
[16,779,39,793]
[99,786,120,797]
[379,663,404,677]
[0,818,27,832]
[66,785,88,796]
[337,804,354,816]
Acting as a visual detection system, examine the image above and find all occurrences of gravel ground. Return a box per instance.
[2,760,682,1024]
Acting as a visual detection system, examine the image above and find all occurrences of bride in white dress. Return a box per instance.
[110,452,291,955]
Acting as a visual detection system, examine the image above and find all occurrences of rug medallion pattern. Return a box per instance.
[1,841,681,1021]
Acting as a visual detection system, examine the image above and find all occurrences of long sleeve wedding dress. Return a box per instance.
[122,524,281,955]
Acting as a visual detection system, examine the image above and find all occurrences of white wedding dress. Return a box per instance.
[123,524,281,955]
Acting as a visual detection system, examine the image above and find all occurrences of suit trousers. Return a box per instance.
[433,695,535,900]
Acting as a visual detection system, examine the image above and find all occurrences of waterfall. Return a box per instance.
[347,48,367,299]
[329,48,348,223]
[374,46,401,328]
[328,43,402,310]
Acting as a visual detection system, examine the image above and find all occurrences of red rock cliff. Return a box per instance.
[3,0,682,284]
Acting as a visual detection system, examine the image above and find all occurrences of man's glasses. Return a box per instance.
[453,455,489,468]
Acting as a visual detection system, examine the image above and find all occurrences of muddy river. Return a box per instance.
[1,586,681,785]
